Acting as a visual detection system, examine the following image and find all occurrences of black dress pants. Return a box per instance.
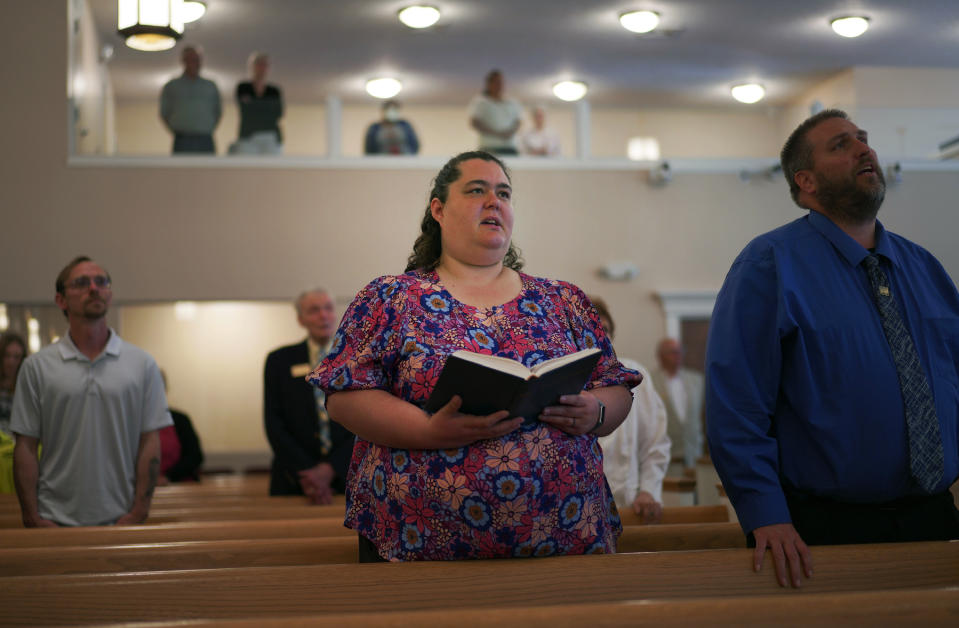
[783,490,959,545]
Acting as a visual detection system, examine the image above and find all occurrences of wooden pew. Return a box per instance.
[0,503,729,531]
[0,518,742,552]
[0,522,746,576]
[91,588,959,628]
[1,542,956,626]
[0,518,354,548]
[617,522,744,552]
[620,504,728,526]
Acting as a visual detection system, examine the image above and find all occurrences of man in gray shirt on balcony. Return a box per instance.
[160,45,221,154]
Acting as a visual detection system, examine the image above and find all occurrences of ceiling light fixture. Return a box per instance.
[366,77,403,99]
[398,5,441,29]
[117,0,185,52]
[553,80,588,102]
[830,16,870,38]
[619,10,660,34]
[180,1,207,23]
[731,83,766,104]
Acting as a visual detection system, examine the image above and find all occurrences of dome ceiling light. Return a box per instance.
[831,16,870,38]
[366,77,403,99]
[181,1,207,24]
[731,83,765,104]
[553,80,588,102]
[619,10,660,34]
[398,5,441,29]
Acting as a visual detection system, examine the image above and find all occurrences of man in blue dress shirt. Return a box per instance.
[706,109,959,588]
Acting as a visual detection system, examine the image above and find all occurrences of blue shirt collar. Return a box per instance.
[807,210,900,269]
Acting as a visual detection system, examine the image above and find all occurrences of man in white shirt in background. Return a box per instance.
[591,297,671,523]
[468,69,522,156]
[651,337,705,471]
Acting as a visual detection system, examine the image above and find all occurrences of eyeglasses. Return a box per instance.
[66,275,112,291]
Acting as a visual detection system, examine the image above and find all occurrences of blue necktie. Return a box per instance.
[862,254,944,493]
[313,349,332,456]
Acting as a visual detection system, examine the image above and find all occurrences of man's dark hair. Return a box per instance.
[405,151,523,273]
[780,109,849,207]
[55,256,94,295]
[483,69,503,94]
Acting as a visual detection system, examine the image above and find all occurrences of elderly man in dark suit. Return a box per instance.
[264,289,355,503]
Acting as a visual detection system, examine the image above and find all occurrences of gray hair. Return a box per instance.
[248,51,269,73]
[294,288,330,315]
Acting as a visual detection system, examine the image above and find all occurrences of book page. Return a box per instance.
[450,350,532,379]
[529,348,601,376]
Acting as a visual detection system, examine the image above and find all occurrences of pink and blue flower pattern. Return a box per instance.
[310,270,640,561]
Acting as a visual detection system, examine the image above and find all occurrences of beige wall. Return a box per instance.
[119,301,305,454]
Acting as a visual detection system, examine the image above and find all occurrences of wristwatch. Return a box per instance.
[591,400,606,433]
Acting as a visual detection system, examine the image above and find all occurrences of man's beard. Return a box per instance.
[815,167,886,224]
[80,298,108,320]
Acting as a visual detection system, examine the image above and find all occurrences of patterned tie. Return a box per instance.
[313,349,332,456]
[861,254,944,492]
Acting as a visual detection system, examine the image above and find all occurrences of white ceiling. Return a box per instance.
[88,0,959,107]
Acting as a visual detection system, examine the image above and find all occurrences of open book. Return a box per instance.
[424,348,601,424]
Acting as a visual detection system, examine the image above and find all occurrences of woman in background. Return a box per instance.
[311,151,638,561]
[0,332,27,437]
[0,332,28,493]
[233,52,284,154]
[158,371,205,484]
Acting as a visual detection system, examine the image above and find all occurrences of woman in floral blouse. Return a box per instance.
[310,151,640,561]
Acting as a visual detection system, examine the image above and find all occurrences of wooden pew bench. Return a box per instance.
[1,542,955,626]
[92,588,959,628]
[0,518,354,548]
[0,503,729,538]
[0,522,746,576]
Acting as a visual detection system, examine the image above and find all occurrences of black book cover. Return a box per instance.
[424,349,601,423]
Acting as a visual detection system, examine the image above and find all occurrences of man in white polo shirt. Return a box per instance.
[11,256,172,527]
[468,69,522,156]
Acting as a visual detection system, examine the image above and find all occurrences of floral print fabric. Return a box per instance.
[310,270,640,560]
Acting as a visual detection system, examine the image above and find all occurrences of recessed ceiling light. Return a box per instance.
[366,77,403,99]
[181,1,207,23]
[831,16,870,38]
[731,83,765,104]
[553,80,588,102]
[619,10,660,34]
[398,5,441,29]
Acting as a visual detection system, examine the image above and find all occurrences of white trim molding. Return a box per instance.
[655,290,718,340]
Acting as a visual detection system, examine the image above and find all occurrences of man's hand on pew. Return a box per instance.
[752,523,813,589]
[631,491,663,523]
[23,514,59,528]
[115,506,149,526]
[298,463,335,505]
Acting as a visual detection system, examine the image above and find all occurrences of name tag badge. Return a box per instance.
[290,363,312,378]
[879,286,890,297]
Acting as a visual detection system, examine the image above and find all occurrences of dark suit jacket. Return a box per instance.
[263,340,355,495]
